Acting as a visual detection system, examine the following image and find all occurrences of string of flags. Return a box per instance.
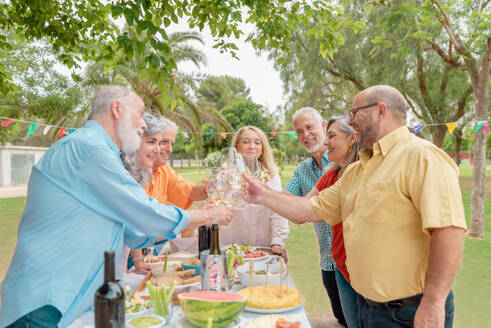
[1,116,489,140]
[0,116,77,137]
[413,120,488,137]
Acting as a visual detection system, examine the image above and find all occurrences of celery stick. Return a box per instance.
[227,253,236,278]
[162,253,168,272]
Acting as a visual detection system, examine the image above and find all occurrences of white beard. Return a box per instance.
[306,141,322,153]
[117,110,142,153]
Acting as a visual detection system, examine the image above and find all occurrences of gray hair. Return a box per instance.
[89,85,134,119]
[327,115,360,170]
[161,117,178,133]
[121,113,166,187]
[292,107,324,127]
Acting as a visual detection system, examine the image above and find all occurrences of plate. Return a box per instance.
[242,250,269,262]
[244,304,301,314]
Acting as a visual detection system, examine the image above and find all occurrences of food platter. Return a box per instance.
[243,250,269,261]
[244,304,302,314]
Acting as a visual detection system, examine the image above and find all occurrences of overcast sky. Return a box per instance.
[172,23,286,114]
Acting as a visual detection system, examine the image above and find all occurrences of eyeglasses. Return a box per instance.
[349,103,378,120]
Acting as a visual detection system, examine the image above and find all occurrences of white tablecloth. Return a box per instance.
[69,258,311,328]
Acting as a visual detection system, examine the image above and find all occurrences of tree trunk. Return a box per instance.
[453,128,462,166]
[469,97,487,238]
[468,39,489,237]
[431,125,447,148]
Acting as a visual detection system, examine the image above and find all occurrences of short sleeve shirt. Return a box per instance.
[311,126,467,302]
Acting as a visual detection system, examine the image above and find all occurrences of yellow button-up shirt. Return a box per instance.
[311,126,467,302]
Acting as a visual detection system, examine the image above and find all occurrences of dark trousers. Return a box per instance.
[322,269,347,326]
[358,290,455,328]
[7,305,61,328]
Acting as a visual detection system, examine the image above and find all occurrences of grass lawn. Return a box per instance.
[0,164,489,326]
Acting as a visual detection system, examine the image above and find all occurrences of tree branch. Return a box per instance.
[416,46,431,106]
[431,1,465,53]
[440,66,450,92]
[451,85,473,122]
[427,40,462,68]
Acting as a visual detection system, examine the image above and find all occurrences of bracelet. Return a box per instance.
[132,256,144,261]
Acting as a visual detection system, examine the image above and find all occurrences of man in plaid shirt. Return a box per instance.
[284,107,346,326]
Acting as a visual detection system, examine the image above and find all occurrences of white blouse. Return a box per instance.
[219,173,289,248]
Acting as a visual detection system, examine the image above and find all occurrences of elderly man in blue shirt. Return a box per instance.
[0,85,232,328]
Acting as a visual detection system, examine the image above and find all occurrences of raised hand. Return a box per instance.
[241,174,268,204]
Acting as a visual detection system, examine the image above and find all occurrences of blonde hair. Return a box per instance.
[231,126,277,176]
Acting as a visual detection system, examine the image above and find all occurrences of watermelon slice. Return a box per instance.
[178,291,246,328]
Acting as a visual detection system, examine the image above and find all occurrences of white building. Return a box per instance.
[0,145,47,195]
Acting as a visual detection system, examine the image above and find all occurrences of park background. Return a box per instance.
[0,0,490,326]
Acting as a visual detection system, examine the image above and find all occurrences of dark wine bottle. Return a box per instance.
[198,225,211,259]
[94,250,125,328]
[209,224,221,255]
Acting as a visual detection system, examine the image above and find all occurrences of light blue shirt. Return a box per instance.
[284,149,335,271]
[0,120,190,327]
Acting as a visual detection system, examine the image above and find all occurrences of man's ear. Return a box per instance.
[377,102,389,123]
[110,100,123,120]
[321,120,327,131]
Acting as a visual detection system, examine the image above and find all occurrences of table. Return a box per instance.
[69,258,312,328]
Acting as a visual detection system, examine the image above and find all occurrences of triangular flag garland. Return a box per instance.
[413,125,424,134]
[26,123,37,136]
[288,132,298,140]
[1,119,16,127]
[445,122,456,134]
[473,121,486,132]
[0,116,488,140]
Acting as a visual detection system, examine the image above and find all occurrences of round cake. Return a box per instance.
[238,285,302,310]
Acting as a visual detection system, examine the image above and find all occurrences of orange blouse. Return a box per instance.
[145,164,195,210]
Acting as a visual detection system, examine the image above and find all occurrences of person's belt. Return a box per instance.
[364,294,423,309]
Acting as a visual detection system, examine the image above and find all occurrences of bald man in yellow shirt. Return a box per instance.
[242,85,466,328]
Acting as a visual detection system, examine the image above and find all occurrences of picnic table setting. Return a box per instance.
[70,245,311,328]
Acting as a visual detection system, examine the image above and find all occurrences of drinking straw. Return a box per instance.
[249,261,254,298]
[264,262,269,292]
[280,257,284,293]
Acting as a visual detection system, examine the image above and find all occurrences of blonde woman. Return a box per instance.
[219,126,289,259]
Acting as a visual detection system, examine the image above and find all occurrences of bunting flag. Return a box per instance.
[270,131,277,137]
[58,127,65,137]
[207,128,214,135]
[413,125,424,134]
[43,125,52,135]
[445,122,457,134]
[288,131,298,140]
[220,132,227,139]
[484,122,488,137]
[69,129,76,135]
[473,121,486,132]
[1,119,16,127]
[26,123,37,136]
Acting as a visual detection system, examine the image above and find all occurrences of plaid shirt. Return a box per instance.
[284,149,335,271]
